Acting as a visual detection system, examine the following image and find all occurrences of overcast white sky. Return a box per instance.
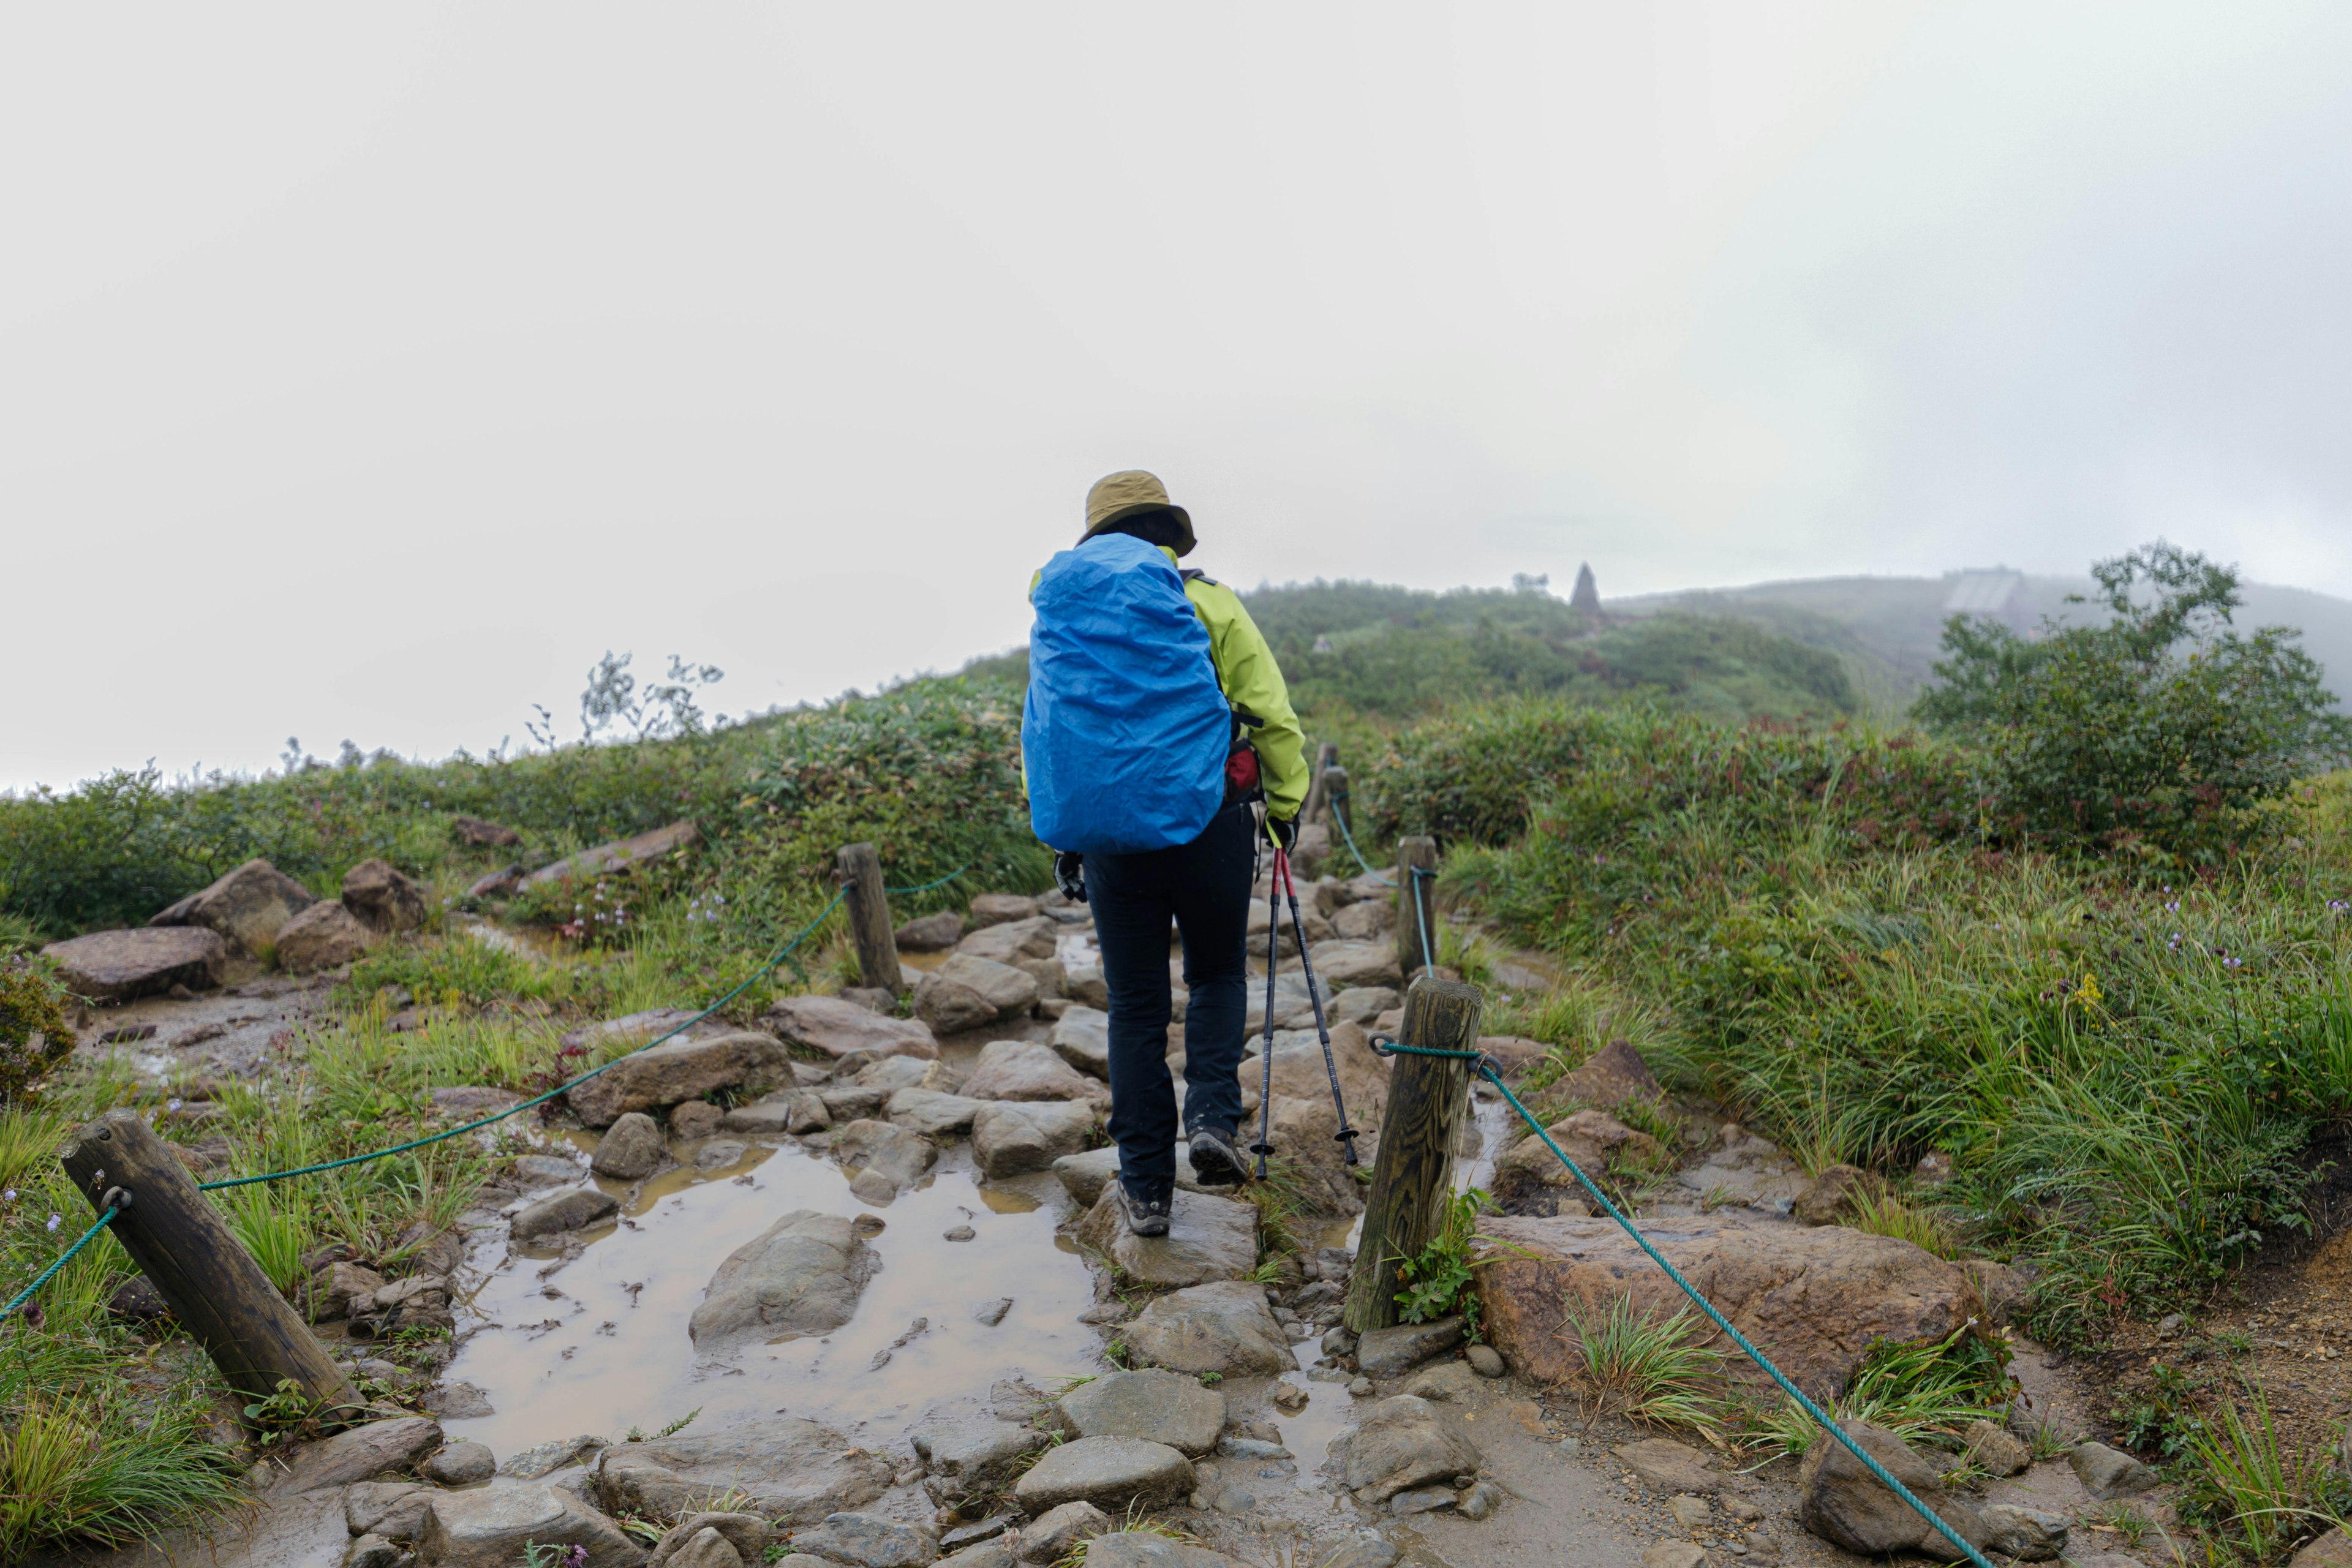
[7,3,2352,790]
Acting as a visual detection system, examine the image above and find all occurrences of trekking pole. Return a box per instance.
[1274,848,1360,1166]
[1250,868,1281,1181]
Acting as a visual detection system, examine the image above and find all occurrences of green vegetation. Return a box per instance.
[0,959,72,1105]
[1553,1298,1726,1435]
[1392,1188,1494,1340]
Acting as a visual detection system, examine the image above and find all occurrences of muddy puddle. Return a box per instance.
[440,1134,1098,1458]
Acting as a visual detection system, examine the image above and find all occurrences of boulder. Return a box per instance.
[1121,1280,1295,1377]
[886,1089,985,1137]
[345,1481,434,1540]
[1048,1007,1112,1079]
[725,1090,829,1135]
[1792,1163,1885,1226]
[596,1415,893,1525]
[424,1439,497,1485]
[671,1101,726,1140]
[1309,941,1403,989]
[43,926,226,1002]
[1065,965,1109,1009]
[971,1100,1098,1177]
[274,1416,444,1494]
[968,894,1039,927]
[1961,1418,2030,1477]
[512,1187,620,1240]
[1402,1362,1483,1403]
[1961,1259,2031,1325]
[452,816,522,848]
[1074,1185,1259,1287]
[503,1435,611,1480]
[308,1260,388,1321]
[1549,1038,1662,1111]
[567,1031,795,1128]
[342,859,429,933]
[956,917,1059,965]
[1612,1438,1720,1493]
[1325,1395,1482,1505]
[276,900,375,972]
[654,1528,740,1568]
[1331,901,1393,941]
[689,1211,874,1349]
[786,1513,938,1568]
[2069,1441,2158,1498]
[1490,1109,1655,1213]
[963,1039,1107,1105]
[1055,1369,1225,1457]
[832,1119,938,1191]
[646,1514,770,1568]
[1473,1036,1550,1076]
[855,1055,959,1093]
[592,1112,668,1179]
[1980,1504,2068,1562]
[1329,987,1398,1025]
[914,957,1039,1035]
[1797,1419,1988,1558]
[895,910,967,951]
[1053,1147,1125,1207]
[170,858,318,953]
[522,820,700,890]
[1012,1436,1193,1513]
[911,1418,1046,1502]
[1475,1210,1973,1399]
[1675,1125,1809,1211]
[1355,1316,1463,1378]
[1012,1501,1109,1564]
[1239,1020,1391,1110]
[417,1485,645,1568]
[1072,1534,1238,1568]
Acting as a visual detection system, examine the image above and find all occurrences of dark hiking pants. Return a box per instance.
[1084,801,1256,1202]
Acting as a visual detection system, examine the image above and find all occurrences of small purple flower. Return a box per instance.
[2225,956,2243,968]
[1,1189,14,1204]
[2165,901,2180,913]
[45,1214,61,1233]
[167,1098,183,1112]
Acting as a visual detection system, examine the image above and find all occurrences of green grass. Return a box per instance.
[2178,1392,2350,1564]
[1553,1298,1727,1435]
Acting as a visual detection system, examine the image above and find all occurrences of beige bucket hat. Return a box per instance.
[1081,469,1195,556]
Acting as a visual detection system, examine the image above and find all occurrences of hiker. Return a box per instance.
[1023,470,1308,1236]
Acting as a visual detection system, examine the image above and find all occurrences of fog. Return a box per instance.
[6,4,2350,787]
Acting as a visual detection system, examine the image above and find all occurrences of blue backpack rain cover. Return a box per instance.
[1024,532,1229,854]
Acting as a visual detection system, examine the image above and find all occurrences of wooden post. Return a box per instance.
[1344,975,1483,1333]
[1395,834,1439,978]
[1300,742,1340,824]
[1320,766,1351,840]
[59,1110,361,1414]
[836,842,903,995]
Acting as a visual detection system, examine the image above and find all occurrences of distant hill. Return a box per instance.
[1613,570,2352,717]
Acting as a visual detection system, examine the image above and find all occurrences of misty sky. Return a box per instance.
[8,3,2352,790]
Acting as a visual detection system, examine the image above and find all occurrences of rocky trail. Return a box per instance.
[29,842,2261,1568]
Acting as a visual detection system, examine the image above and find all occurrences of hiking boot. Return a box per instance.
[1118,1187,1172,1238]
[1186,1125,1246,1187]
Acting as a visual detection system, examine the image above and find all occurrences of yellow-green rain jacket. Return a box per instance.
[1028,546,1310,824]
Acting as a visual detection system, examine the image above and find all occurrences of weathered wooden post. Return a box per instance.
[1344,975,1483,1333]
[1319,766,1351,839]
[1395,834,1439,978]
[836,842,903,995]
[59,1110,361,1414]
[1300,742,1340,824]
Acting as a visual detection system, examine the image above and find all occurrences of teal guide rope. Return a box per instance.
[1371,1033,1996,1568]
[0,1207,121,1322]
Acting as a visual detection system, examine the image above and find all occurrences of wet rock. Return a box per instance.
[424,1439,497,1485]
[1676,1125,1809,1212]
[1122,1280,1296,1376]
[1401,1362,1482,1403]
[1457,1479,1504,1520]
[1464,1344,1505,1378]
[1548,1038,1661,1110]
[943,1544,1016,1568]
[1326,1395,1482,1505]
[968,893,1039,927]
[422,1383,494,1420]
[671,1101,726,1140]
[690,1210,875,1349]
[1308,941,1403,989]
[725,1090,829,1135]
[1270,1382,1310,1414]
[971,1100,1098,1177]
[349,1532,404,1568]
[1074,1183,1259,1287]
[694,1139,748,1170]
[342,859,429,933]
[1083,1537,1242,1568]
[971,1297,1011,1325]
[345,1480,434,1539]
[522,820,699,891]
[963,1039,1107,1105]
[956,916,1059,964]
[895,910,966,951]
[1797,1419,1989,1558]
[788,1512,939,1568]
[1011,1500,1109,1562]
[658,1526,742,1568]
[849,1169,899,1204]
[1613,1438,1720,1493]
[1667,1494,1711,1529]
[502,1434,609,1479]
[593,1112,668,1179]
[1065,966,1109,1009]
[1472,1036,1551,1076]
[311,1261,390,1321]
[276,900,376,972]
[451,815,521,848]
[644,1513,771,1568]
[44,926,227,1002]
[857,1055,960,1094]
[888,1089,985,1137]
[1052,1146,1125,1207]
[515,1153,581,1184]
[1311,1534,1398,1568]
[1355,1316,1463,1378]
[1048,1006,1112,1079]
[1056,1368,1226,1457]
[1640,1546,1704,1568]
[913,956,1039,1035]
[277,1417,445,1494]
[940,1515,1014,1552]
[171,858,320,952]
[1962,1417,2030,1477]
[820,1084,891,1122]
[1013,1436,1194,1513]
[2070,1440,2157,1498]
[1479,1210,1972,1400]
[911,1418,1044,1502]
[597,1415,893,1525]
[567,1031,795,1128]
[834,1118,938,1189]
[760,995,941,1061]
[1387,1485,1453,1515]
[417,1483,644,1567]
[512,1186,620,1240]
[1490,1109,1654,1213]
[1792,1163,1885,1226]
[1327,986,1398,1025]
[1332,900,1395,941]
[1980,1503,2068,1561]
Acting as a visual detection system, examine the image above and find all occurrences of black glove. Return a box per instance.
[1268,815,1298,854]
[1054,850,1088,904]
